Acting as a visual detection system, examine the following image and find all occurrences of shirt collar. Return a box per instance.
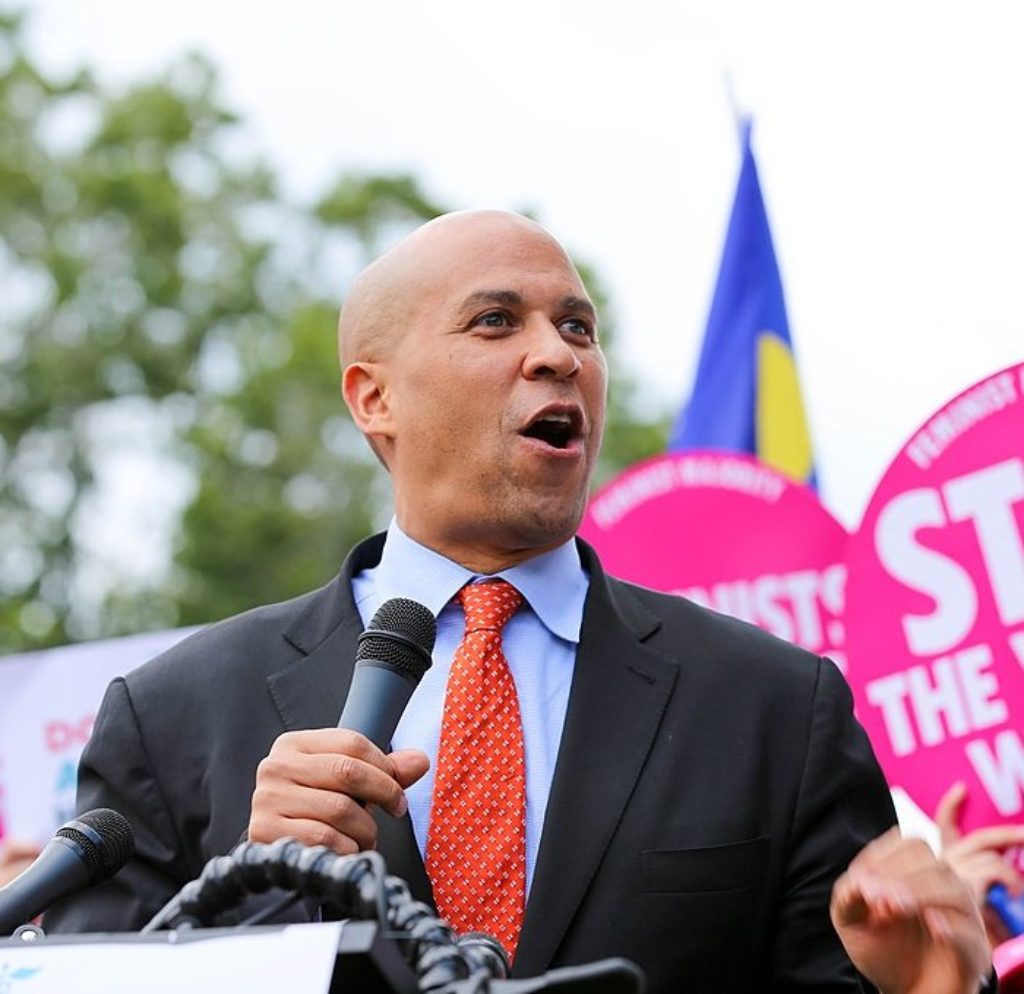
[370,520,588,644]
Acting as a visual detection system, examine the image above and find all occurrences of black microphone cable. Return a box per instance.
[142,837,491,991]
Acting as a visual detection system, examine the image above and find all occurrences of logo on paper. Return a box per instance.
[0,965,43,993]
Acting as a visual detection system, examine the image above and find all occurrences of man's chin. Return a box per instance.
[501,498,587,553]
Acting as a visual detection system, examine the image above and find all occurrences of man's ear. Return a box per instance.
[341,362,395,439]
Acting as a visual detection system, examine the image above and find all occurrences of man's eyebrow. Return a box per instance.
[559,296,598,322]
[458,289,524,311]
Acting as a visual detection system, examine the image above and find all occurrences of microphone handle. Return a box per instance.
[0,837,92,936]
[337,661,418,752]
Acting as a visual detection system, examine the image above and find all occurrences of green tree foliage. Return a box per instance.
[0,10,668,652]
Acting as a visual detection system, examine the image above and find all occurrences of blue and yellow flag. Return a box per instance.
[669,122,815,487]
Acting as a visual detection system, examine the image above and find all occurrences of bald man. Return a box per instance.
[45,213,990,993]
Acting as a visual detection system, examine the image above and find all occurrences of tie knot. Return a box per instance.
[457,580,523,633]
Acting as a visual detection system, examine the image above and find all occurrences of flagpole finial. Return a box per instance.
[722,70,751,147]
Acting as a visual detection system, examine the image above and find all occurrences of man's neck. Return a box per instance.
[394,521,570,576]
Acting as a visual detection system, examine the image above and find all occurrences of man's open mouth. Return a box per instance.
[519,407,584,451]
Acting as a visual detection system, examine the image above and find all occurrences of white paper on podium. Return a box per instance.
[0,921,343,994]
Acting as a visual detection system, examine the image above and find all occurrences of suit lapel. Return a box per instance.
[265,593,363,732]
[264,533,434,906]
[513,547,680,977]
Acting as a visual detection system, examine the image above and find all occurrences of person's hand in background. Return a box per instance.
[936,781,1024,948]
[0,839,41,887]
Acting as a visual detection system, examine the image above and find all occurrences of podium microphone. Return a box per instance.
[338,597,437,750]
[0,808,135,935]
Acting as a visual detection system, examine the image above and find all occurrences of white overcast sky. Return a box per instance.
[25,0,1024,527]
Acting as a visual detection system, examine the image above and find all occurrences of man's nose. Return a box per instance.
[522,323,581,380]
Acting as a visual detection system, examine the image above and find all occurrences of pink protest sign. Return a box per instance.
[579,451,849,662]
[845,363,1024,835]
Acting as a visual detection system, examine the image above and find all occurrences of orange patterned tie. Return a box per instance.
[426,580,526,960]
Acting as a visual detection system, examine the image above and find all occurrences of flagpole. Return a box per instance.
[722,69,748,144]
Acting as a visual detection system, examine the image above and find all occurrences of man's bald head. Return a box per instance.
[337,210,572,368]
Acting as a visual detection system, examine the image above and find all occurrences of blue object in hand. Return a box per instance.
[987,884,1024,937]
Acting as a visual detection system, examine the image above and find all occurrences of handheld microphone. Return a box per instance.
[0,808,135,935]
[337,597,437,751]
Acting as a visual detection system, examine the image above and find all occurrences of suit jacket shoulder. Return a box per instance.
[45,536,387,934]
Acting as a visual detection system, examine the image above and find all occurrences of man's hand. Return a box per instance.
[831,828,991,994]
[248,729,429,854]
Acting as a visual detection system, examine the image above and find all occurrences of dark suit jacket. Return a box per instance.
[45,535,896,992]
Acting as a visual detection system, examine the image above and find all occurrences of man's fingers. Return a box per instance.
[830,873,874,927]
[274,728,392,770]
[253,817,364,856]
[249,783,380,851]
[262,729,419,810]
[845,829,934,887]
[837,836,981,924]
[390,748,430,790]
[833,827,915,923]
[257,750,410,816]
[935,781,968,847]
[861,865,980,922]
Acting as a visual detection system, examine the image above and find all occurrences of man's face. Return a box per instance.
[378,218,607,567]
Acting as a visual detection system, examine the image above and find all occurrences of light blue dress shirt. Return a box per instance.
[350,520,589,895]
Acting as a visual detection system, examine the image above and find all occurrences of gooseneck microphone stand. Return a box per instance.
[143,837,643,994]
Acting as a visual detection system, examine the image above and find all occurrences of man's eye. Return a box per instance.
[476,311,510,328]
[560,317,596,339]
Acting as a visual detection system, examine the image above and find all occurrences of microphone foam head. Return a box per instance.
[357,597,436,683]
[57,808,136,882]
